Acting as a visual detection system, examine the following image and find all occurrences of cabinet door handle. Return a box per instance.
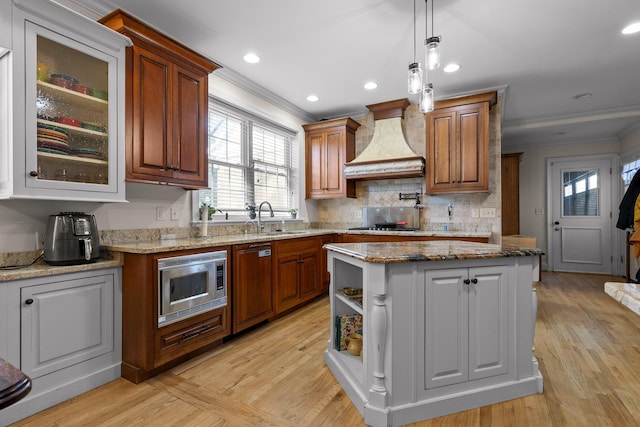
[25,298,34,305]
[463,279,471,285]
[29,171,38,177]
[471,278,478,284]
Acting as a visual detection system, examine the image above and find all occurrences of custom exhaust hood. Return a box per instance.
[344,98,425,181]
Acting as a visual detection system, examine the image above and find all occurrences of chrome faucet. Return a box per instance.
[257,201,274,233]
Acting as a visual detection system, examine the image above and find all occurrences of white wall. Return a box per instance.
[621,125,640,155]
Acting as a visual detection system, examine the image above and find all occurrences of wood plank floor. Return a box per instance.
[11,272,640,426]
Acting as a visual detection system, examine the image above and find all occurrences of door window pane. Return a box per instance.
[563,170,598,216]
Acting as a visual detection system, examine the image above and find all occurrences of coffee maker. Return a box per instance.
[43,212,100,265]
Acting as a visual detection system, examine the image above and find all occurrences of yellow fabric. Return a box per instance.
[635,196,640,230]
[631,229,640,259]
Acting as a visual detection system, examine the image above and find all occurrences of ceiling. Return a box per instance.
[68,0,640,147]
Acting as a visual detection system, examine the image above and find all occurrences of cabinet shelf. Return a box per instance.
[333,349,364,384]
[336,292,363,315]
[37,80,108,109]
[37,118,108,139]
[37,150,107,166]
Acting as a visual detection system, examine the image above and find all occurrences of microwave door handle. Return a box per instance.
[83,238,92,261]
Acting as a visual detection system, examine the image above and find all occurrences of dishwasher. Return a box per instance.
[232,242,274,333]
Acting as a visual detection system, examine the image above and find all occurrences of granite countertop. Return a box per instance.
[324,240,544,264]
[102,229,337,254]
[102,229,492,254]
[0,253,123,282]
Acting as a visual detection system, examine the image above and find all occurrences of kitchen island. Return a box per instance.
[324,241,543,427]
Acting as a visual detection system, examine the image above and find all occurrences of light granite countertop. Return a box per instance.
[0,252,123,282]
[0,229,494,281]
[101,229,492,254]
[325,240,544,264]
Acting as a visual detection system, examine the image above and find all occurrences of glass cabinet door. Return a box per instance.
[25,22,119,194]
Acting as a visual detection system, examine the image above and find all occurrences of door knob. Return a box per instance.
[554,221,560,225]
[463,279,470,285]
[25,298,34,305]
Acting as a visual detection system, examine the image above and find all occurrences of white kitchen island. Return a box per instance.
[324,240,544,427]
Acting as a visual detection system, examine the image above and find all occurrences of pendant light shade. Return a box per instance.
[408,62,423,94]
[425,36,441,70]
[419,83,435,113]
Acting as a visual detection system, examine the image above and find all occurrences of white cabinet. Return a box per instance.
[423,265,509,389]
[4,0,130,202]
[0,1,11,51]
[0,267,122,426]
[324,246,542,427]
[21,274,115,379]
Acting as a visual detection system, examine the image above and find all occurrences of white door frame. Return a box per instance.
[546,153,621,275]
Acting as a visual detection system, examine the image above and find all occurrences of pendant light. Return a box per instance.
[419,83,434,113]
[425,0,441,70]
[408,0,423,94]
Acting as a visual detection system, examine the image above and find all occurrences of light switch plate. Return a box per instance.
[156,206,167,221]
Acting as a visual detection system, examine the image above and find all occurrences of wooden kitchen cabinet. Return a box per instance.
[232,242,274,333]
[303,117,360,199]
[99,10,220,189]
[273,237,321,313]
[425,91,496,194]
[120,248,231,383]
[501,152,522,235]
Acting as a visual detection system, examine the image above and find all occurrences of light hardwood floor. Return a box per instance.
[10,272,640,426]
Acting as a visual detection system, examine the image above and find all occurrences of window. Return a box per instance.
[194,99,298,221]
[562,170,598,216]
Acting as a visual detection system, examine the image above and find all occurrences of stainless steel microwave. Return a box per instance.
[157,250,227,327]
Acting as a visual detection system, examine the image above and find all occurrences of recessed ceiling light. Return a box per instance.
[364,81,378,90]
[306,95,319,102]
[443,63,461,73]
[243,53,260,63]
[622,22,640,35]
[572,92,592,100]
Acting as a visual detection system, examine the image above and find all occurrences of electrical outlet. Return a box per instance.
[156,206,167,221]
[480,208,496,218]
[535,208,545,215]
[471,209,479,218]
[354,210,362,220]
[170,207,179,221]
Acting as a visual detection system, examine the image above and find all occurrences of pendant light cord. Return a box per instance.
[431,0,435,37]
[413,0,417,62]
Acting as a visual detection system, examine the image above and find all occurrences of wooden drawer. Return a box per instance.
[274,236,319,256]
[155,306,228,365]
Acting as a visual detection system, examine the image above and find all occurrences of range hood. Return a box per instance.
[344,98,425,180]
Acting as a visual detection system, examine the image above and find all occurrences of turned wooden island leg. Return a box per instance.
[368,293,388,408]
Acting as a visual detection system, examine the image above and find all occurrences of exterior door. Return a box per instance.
[549,156,613,273]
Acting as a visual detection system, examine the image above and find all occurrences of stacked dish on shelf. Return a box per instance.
[37,122,70,156]
[70,147,103,160]
[45,72,108,100]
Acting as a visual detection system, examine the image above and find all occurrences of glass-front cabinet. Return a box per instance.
[8,0,130,201]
